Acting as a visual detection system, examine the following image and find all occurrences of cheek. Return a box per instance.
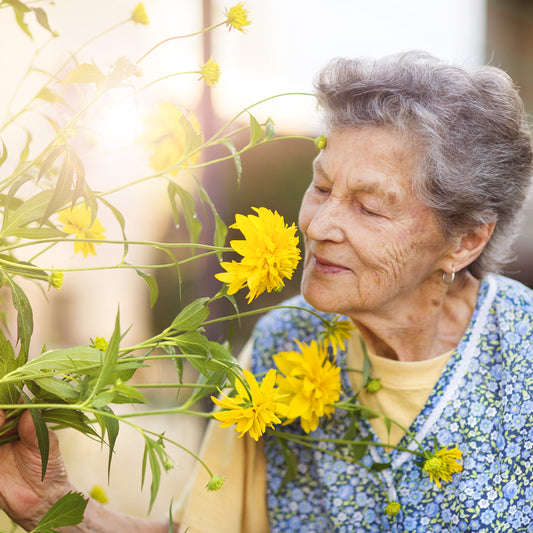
[298,192,315,235]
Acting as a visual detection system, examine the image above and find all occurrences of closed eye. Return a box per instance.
[313,185,330,195]
[357,203,381,217]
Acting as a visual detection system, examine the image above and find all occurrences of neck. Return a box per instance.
[350,273,481,362]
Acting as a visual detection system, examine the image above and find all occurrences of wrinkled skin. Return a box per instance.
[299,127,493,361]
[0,410,72,531]
[0,411,177,532]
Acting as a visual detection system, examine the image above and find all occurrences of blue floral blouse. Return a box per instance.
[250,274,533,532]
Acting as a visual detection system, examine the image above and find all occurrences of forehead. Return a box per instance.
[313,127,418,195]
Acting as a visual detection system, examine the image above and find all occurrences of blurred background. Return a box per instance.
[0,0,532,527]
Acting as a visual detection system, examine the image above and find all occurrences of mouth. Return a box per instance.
[311,254,351,274]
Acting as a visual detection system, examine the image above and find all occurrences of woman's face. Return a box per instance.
[299,127,452,319]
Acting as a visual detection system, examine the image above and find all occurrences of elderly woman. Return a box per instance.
[0,51,532,532]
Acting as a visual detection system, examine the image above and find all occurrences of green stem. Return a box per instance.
[136,21,225,64]
[334,401,427,456]
[203,304,331,328]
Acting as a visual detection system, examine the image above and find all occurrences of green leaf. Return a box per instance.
[384,416,392,437]
[95,406,119,479]
[175,332,220,379]
[66,144,86,206]
[33,376,79,401]
[169,183,202,244]
[113,381,148,404]
[168,500,176,533]
[174,331,210,356]
[186,341,237,403]
[133,267,158,308]
[141,436,162,513]
[181,114,203,162]
[8,227,65,240]
[278,437,298,488]
[6,277,33,360]
[9,346,108,377]
[1,189,57,237]
[0,254,49,280]
[359,406,378,420]
[342,414,359,442]
[32,7,54,35]
[350,435,372,461]
[41,409,99,439]
[35,87,67,107]
[0,138,7,167]
[0,328,22,405]
[15,130,32,170]
[222,139,242,185]
[248,113,263,145]
[98,196,128,260]
[265,117,275,140]
[27,406,49,481]
[91,390,118,409]
[37,145,65,182]
[170,297,210,331]
[30,491,88,533]
[194,177,228,253]
[40,149,73,225]
[90,310,121,399]
[370,461,391,472]
[4,0,32,39]
[61,63,106,86]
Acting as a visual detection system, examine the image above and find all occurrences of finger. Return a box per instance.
[0,410,5,428]
[18,410,60,453]
[18,410,39,449]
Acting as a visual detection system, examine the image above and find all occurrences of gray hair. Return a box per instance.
[314,51,533,278]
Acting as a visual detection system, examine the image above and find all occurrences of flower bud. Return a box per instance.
[315,135,327,150]
[206,475,225,491]
[385,501,401,517]
[365,378,382,393]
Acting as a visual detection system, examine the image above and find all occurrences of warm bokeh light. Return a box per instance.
[90,94,143,151]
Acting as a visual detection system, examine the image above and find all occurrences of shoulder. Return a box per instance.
[489,274,533,319]
[490,273,533,308]
[486,274,533,362]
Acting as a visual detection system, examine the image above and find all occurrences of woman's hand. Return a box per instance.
[0,410,179,532]
[0,409,73,531]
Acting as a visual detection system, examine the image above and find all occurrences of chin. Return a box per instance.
[301,281,343,314]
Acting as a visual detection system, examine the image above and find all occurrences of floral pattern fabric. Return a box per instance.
[250,274,533,532]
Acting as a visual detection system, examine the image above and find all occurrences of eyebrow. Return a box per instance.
[313,159,382,196]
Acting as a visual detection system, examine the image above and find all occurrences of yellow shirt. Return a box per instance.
[346,330,453,446]
[177,331,453,532]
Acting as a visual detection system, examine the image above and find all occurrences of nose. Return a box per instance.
[306,197,346,243]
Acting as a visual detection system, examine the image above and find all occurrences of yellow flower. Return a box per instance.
[89,485,109,504]
[199,57,221,88]
[131,3,149,25]
[49,271,64,289]
[274,340,341,433]
[215,207,300,303]
[139,102,202,176]
[212,369,288,441]
[319,317,353,355]
[92,336,109,351]
[58,204,106,257]
[224,3,251,32]
[385,501,401,517]
[422,446,463,488]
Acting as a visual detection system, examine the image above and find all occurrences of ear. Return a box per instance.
[445,221,496,272]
